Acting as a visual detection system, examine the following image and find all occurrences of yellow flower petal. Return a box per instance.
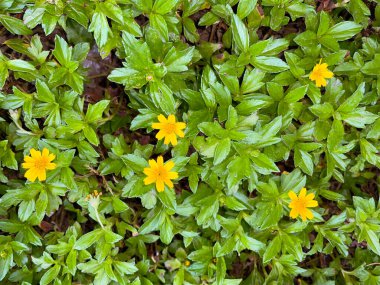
[168,171,178,179]
[22,162,34,169]
[144,176,156,185]
[37,170,46,181]
[164,178,174,189]
[47,153,56,161]
[322,69,334,78]
[305,193,315,201]
[30,148,41,158]
[157,156,164,166]
[148,159,157,169]
[306,200,318,207]
[42,148,49,157]
[156,179,165,192]
[176,122,186,130]
[288,191,298,201]
[152,122,164,130]
[164,161,175,171]
[45,163,57,170]
[176,129,185,138]
[24,169,38,182]
[169,133,178,146]
[143,167,154,176]
[157,114,167,123]
[163,135,171,145]
[305,209,314,219]
[156,130,166,140]
[167,114,176,123]
[299,188,307,198]
[24,156,33,163]
[290,208,299,219]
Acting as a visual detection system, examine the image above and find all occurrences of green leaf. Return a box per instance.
[327,120,343,151]
[283,85,308,103]
[6,60,35,72]
[231,14,249,53]
[74,229,103,250]
[348,0,371,23]
[0,15,32,35]
[157,188,177,212]
[113,261,138,275]
[150,13,168,41]
[83,126,99,146]
[250,153,279,174]
[18,200,35,222]
[52,36,72,66]
[121,154,147,172]
[240,234,265,252]
[237,0,258,19]
[152,0,179,14]
[294,148,314,176]
[361,54,380,75]
[251,56,289,73]
[241,68,265,94]
[337,83,364,113]
[163,46,194,73]
[309,103,334,119]
[361,226,380,256]
[270,6,285,31]
[216,237,236,257]
[160,215,174,244]
[98,1,124,24]
[325,21,362,41]
[214,138,231,165]
[85,100,110,123]
[0,254,12,281]
[40,265,61,285]
[108,67,147,88]
[263,236,282,263]
[294,30,317,47]
[89,11,110,48]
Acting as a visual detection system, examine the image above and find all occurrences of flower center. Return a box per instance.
[34,158,48,170]
[295,198,307,209]
[313,67,324,78]
[156,166,167,178]
[164,123,176,134]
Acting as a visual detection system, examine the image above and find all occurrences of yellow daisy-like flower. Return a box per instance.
[152,114,186,146]
[288,188,318,221]
[143,156,178,192]
[22,148,57,182]
[309,59,334,87]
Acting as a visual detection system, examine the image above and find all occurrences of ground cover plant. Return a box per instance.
[0,0,380,284]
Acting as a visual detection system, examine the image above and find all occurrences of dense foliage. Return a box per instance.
[1,0,380,284]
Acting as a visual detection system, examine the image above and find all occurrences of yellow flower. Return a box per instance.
[288,188,318,221]
[309,59,334,87]
[152,114,186,146]
[143,156,178,192]
[22,148,57,182]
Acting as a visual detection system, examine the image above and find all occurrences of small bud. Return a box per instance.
[86,190,102,209]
